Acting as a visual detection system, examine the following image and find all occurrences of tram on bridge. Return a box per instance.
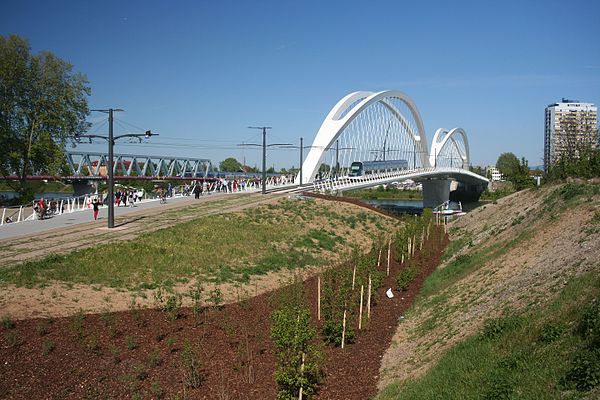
[348,159,409,177]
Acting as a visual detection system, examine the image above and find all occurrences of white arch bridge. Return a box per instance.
[296,90,488,208]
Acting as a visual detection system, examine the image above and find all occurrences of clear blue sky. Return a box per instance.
[3,0,600,169]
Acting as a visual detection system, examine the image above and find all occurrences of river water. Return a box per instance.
[362,198,423,215]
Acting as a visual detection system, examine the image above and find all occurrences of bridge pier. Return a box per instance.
[421,179,451,209]
[449,181,487,203]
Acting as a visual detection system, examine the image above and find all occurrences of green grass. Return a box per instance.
[378,270,600,400]
[0,198,389,289]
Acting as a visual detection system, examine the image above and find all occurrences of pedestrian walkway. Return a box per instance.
[0,194,220,241]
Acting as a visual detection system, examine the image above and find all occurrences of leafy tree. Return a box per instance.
[513,157,534,190]
[219,157,242,172]
[469,165,486,177]
[547,148,600,181]
[496,152,520,181]
[0,35,90,201]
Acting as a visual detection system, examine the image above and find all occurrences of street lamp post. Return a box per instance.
[299,137,303,186]
[248,126,272,194]
[76,108,156,228]
[107,109,116,228]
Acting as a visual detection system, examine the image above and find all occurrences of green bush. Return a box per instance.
[322,319,355,347]
[272,304,323,399]
[563,348,600,391]
[578,299,600,348]
[396,266,418,291]
[1,316,15,329]
[481,315,523,341]
[563,296,600,392]
[539,322,564,343]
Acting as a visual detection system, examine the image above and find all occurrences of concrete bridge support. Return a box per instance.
[421,179,451,209]
[449,181,487,203]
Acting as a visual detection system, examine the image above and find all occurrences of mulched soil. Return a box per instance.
[0,198,447,400]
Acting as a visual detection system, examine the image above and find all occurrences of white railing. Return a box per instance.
[311,166,472,193]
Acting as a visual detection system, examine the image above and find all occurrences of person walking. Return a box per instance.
[92,197,100,221]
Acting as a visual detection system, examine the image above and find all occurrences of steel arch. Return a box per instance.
[299,90,429,184]
[429,127,470,168]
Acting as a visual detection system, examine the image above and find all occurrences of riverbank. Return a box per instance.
[344,185,423,200]
[377,182,600,399]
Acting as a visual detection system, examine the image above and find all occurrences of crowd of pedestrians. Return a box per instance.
[114,189,144,208]
[20,174,296,223]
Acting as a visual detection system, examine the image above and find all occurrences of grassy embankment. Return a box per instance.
[0,197,400,291]
[377,183,600,399]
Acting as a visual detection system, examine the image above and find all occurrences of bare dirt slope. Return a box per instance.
[378,183,600,390]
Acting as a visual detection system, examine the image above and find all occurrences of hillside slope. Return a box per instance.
[377,183,600,396]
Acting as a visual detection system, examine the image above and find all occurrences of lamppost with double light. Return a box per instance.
[244,127,291,194]
[75,108,157,228]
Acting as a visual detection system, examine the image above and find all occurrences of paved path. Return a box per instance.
[0,192,243,241]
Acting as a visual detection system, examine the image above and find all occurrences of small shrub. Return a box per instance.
[167,336,178,353]
[578,299,600,347]
[100,308,115,327]
[109,345,121,364]
[481,315,523,340]
[181,339,202,388]
[126,335,138,350]
[539,322,564,343]
[4,331,19,347]
[562,296,600,392]
[189,281,204,315]
[1,316,15,329]
[70,310,85,340]
[322,319,355,347]
[131,362,148,381]
[481,370,515,400]
[35,321,49,336]
[208,288,223,308]
[150,380,164,399]
[272,304,323,398]
[84,333,100,354]
[396,266,418,291]
[148,348,162,367]
[42,338,55,355]
[511,215,524,226]
[165,293,183,321]
[563,348,600,391]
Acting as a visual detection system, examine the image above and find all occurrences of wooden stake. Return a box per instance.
[377,247,382,267]
[341,309,347,349]
[352,265,356,291]
[367,275,372,320]
[407,238,411,259]
[317,275,321,321]
[298,352,305,400]
[386,239,391,276]
[412,235,416,255]
[401,253,404,264]
[359,285,364,330]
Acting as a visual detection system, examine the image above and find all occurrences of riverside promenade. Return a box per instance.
[0,193,228,241]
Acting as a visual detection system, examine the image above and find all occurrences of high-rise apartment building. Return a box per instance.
[544,99,597,171]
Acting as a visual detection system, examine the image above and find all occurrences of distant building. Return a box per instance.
[544,99,597,172]
[486,166,504,182]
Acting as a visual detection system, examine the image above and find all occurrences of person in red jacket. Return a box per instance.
[92,198,100,221]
